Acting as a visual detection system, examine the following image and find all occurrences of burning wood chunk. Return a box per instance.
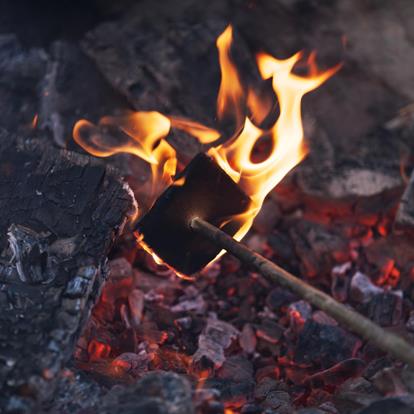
[334,376,381,413]
[297,155,405,214]
[192,315,240,369]
[406,311,414,333]
[363,234,414,288]
[288,300,312,332]
[357,397,414,414]
[217,355,253,383]
[395,169,414,233]
[266,287,299,311]
[252,198,281,235]
[136,153,251,275]
[350,272,384,304]
[0,133,134,410]
[98,371,194,414]
[262,390,292,413]
[364,291,403,327]
[111,351,152,378]
[202,377,255,408]
[294,320,360,369]
[171,292,207,314]
[371,366,407,396]
[331,262,352,302]
[253,378,283,401]
[108,257,133,280]
[39,41,129,149]
[239,324,257,354]
[289,221,349,278]
[312,311,338,327]
[38,369,104,413]
[295,118,414,217]
[127,289,145,327]
[0,34,46,134]
[255,319,284,345]
[305,358,366,389]
[81,15,255,133]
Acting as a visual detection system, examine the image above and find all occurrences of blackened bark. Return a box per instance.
[0,34,46,135]
[38,41,130,150]
[0,131,135,412]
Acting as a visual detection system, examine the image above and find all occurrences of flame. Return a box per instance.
[31,113,38,129]
[207,32,341,243]
[73,24,340,272]
[216,26,245,128]
[169,116,220,144]
[137,236,196,281]
[74,111,176,197]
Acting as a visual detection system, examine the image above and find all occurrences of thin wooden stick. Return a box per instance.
[190,217,414,368]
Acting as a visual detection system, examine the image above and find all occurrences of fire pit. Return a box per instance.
[2,1,414,414]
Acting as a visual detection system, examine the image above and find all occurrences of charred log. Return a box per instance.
[38,41,130,150]
[0,131,135,412]
[0,34,46,134]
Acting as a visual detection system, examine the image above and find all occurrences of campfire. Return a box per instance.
[73,25,340,274]
[2,2,414,414]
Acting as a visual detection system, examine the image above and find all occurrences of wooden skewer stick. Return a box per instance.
[190,217,414,367]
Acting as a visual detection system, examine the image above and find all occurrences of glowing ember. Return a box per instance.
[73,24,340,268]
[31,113,38,129]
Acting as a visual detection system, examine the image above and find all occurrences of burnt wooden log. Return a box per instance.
[81,15,260,157]
[38,41,130,150]
[291,113,414,217]
[81,18,225,127]
[0,34,47,134]
[0,131,135,412]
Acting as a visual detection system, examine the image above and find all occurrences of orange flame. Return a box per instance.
[209,39,341,242]
[73,112,176,198]
[216,26,245,128]
[73,24,340,272]
[31,113,38,129]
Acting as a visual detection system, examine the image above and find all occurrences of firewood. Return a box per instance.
[0,131,135,411]
[38,41,129,149]
[0,34,46,134]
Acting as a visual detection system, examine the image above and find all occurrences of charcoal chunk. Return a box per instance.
[204,377,255,405]
[294,320,359,369]
[358,397,414,414]
[38,41,128,149]
[350,272,383,304]
[100,371,194,414]
[217,355,254,382]
[192,316,240,369]
[0,34,47,133]
[305,358,366,388]
[364,292,403,327]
